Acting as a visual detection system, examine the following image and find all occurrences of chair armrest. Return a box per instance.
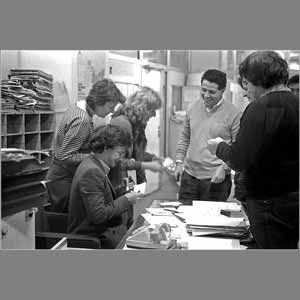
[36,232,101,249]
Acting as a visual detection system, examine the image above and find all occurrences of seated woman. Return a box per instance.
[67,124,142,249]
[108,86,163,195]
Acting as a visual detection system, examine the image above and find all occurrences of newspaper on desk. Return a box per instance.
[157,200,248,238]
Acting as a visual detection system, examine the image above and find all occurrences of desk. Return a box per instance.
[117,170,255,250]
[117,170,179,249]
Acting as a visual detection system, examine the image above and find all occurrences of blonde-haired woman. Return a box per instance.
[108,86,163,195]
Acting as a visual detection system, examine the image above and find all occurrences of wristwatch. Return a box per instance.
[222,163,230,172]
[175,160,183,166]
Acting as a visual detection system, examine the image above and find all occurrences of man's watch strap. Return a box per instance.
[222,163,230,172]
[175,160,183,166]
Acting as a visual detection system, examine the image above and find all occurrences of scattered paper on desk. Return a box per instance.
[159,201,182,208]
[146,207,173,216]
[162,207,178,213]
[187,236,242,250]
[141,213,184,227]
[177,205,221,218]
[133,182,146,194]
[192,200,241,212]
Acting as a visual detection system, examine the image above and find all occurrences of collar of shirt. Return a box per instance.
[205,97,224,113]
[83,101,94,118]
[100,160,110,175]
[260,85,290,98]
[91,153,111,175]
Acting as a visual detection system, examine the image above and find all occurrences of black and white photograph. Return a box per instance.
[1,50,299,250]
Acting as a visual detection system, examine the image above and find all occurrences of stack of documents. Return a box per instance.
[6,69,54,111]
[1,79,38,110]
[178,201,249,239]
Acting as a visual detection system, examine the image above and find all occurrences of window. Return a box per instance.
[170,51,188,72]
[110,50,139,59]
[141,50,167,65]
[172,85,183,112]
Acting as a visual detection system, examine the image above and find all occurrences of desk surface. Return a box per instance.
[117,170,256,250]
[117,170,179,249]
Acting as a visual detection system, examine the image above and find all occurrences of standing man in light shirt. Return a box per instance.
[174,69,242,205]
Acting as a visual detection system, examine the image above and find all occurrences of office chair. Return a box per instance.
[35,180,101,249]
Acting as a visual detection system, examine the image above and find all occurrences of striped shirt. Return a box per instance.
[54,105,94,163]
[176,99,242,179]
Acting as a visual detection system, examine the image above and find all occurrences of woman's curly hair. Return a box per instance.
[111,86,162,174]
[113,86,162,127]
[89,124,132,153]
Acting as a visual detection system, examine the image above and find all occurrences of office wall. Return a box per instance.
[1,50,20,79]
[19,50,77,104]
[18,50,78,126]
[190,50,220,73]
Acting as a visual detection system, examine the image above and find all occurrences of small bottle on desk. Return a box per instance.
[124,176,135,192]
[128,176,135,191]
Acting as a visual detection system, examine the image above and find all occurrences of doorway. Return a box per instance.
[141,67,162,195]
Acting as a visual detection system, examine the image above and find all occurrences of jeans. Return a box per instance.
[246,191,299,249]
[178,171,232,205]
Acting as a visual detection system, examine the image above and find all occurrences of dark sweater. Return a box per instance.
[217,91,299,197]
[109,114,156,192]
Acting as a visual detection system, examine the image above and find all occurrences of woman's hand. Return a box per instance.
[141,161,164,172]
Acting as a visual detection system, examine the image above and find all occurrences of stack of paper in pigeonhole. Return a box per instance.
[1,79,38,110]
[178,201,249,240]
[8,69,53,111]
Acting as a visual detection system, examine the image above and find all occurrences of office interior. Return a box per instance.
[1,50,299,250]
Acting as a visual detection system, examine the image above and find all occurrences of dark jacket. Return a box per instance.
[217,91,299,197]
[109,114,155,191]
[68,154,132,248]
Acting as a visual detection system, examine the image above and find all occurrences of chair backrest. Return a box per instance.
[45,211,68,233]
[35,180,69,233]
[35,180,102,249]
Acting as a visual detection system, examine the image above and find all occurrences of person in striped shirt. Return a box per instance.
[46,79,126,212]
